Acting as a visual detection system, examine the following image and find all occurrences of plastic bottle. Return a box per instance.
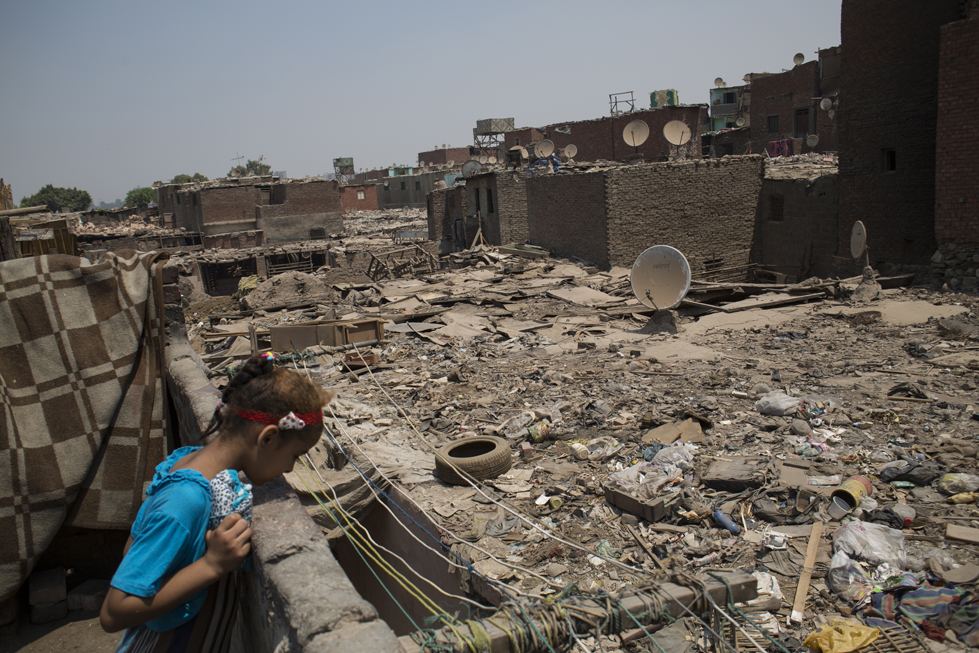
[891,503,915,527]
[694,551,722,566]
[570,443,588,460]
[712,510,741,535]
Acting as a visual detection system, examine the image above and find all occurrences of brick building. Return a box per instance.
[503,106,707,163]
[838,0,964,266]
[748,57,839,157]
[933,2,979,289]
[339,184,379,212]
[165,177,342,243]
[417,146,471,168]
[465,172,530,246]
[526,156,765,272]
[426,185,468,245]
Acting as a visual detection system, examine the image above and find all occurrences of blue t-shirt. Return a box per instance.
[110,446,211,632]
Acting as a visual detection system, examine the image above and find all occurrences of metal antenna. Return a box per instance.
[231,152,244,167]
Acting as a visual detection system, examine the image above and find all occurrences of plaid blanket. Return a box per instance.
[0,251,170,602]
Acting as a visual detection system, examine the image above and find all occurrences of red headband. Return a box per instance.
[236,409,323,430]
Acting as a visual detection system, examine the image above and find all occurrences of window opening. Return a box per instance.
[882,149,897,172]
[769,194,784,221]
[793,108,810,138]
[767,115,779,133]
[487,188,494,213]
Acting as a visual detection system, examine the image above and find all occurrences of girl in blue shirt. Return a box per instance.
[100,353,334,652]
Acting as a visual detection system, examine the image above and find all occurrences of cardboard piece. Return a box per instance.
[946,523,979,544]
[703,456,771,492]
[642,418,704,445]
[605,487,670,523]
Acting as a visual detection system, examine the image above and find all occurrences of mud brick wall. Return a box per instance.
[467,172,529,246]
[605,157,765,273]
[838,0,963,265]
[749,61,821,156]
[339,184,379,213]
[256,213,344,244]
[266,180,341,216]
[426,186,467,243]
[198,186,261,228]
[936,12,979,244]
[759,175,839,279]
[526,171,608,267]
[932,243,979,290]
[504,106,706,163]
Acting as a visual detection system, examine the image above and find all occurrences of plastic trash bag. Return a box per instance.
[651,442,697,469]
[832,520,906,569]
[803,619,879,653]
[827,550,872,602]
[755,391,801,416]
[586,436,623,460]
[605,461,682,501]
[937,473,979,495]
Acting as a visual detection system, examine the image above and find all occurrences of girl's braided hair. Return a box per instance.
[203,354,334,441]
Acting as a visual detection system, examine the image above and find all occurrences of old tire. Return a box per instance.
[434,436,512,485]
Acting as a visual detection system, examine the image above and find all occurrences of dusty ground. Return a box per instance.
[0,609,118,652]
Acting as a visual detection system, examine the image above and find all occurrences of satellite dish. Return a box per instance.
[631,245,692,310]
[623,120,650,147]
[851,221,868,260]
[478,155,488,164]
[743,74,751,83]
[827,109,836,119]
[488,156,498,164]
[820,98,833,111]
[793,53,805,65]
[735,117,746,127]
[663,120,692,146]
[461,160,483,178]
[446,159,455,167]
[565,144,578,158]
[714,77,726,87]
[806,134,819,148]
[536,139,555,157]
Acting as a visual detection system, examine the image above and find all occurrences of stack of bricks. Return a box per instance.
[931,243,979,290]
[161,263,185,330]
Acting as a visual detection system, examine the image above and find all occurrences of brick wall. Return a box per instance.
[935,12,979,244]
[838,0,963,264]
[503,107,706,163]
[258,180,341,218]
[339,184,379,212]
[527,171,608,266]
[426,186,467,243]
[417,147,471,167]
[749,61,823,156]
[759,175,839,279]
[202,230,264,249]
[466,172,530,246]
[605,157,765,272]
[199,186,261,230]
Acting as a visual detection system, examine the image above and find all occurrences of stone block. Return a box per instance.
[162,265,179,284]
[29,567,66,605]
[162,284,182,304]
[30,600,67,624]
[305,621,402,653]
[521,442,534,459]
[67,579,110,612]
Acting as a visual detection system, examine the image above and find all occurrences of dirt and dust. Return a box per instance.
[0,610,118,652]
[240,271,338,310]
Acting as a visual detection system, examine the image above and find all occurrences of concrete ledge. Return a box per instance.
[165,332,400,653]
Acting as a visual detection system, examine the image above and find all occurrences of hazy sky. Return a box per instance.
[1,1,841,205]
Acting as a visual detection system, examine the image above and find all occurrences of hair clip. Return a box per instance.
[262,352,277,362]
[278,412,308,430]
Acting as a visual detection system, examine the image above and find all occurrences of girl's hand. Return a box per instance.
[203,513,252,574]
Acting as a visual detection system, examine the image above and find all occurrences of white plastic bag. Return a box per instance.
[937,473,979,495]
[651,442,697,469]
[832,520,906,569]
[755,391,801,416]
[606,461,682,501]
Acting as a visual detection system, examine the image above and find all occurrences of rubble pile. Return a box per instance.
[189,246,979,651]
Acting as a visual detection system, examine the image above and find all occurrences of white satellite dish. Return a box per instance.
[461,160,483,178]
[663,120,692,146]
[478,155,488,164]
[806,134,819,148]
[827,109,836,119]
[565,144,578,158]
[446,160,455,167]
[714,77,726,87]
[735,117,746,127]
[631,245,692,310]
[488,155,498,164]
[536,139,555,157]
[850,221,868,260]
[623,120,650,147]
[820,98,833,111]
[793,53,805,65]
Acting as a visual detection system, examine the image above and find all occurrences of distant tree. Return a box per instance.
[172,172,208,184]
[227,158,271,178]
[20,184,93,212]
[125,187,157,209]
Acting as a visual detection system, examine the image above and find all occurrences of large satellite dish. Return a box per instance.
[462,160,483,178]
[446,159,455,167]
[850,221,868,260]
[735,117,746,127]
[793,53,805,65]
[806,134,819,148]
[536,139,555,158]
[565,144,578,158]
[631,246,691,310]
[663,121,692,146]
[623,120,650,147]
[820,98,833,111]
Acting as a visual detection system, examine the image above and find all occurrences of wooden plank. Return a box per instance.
[720,291,826,313]
[790,521,823,624]
[947,524,979,544]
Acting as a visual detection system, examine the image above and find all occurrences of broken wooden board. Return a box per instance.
[719,291,827,313]
[546,286,625,307]
[702,456,771,491]
[604,487,670,523]
[642,419,703,445]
